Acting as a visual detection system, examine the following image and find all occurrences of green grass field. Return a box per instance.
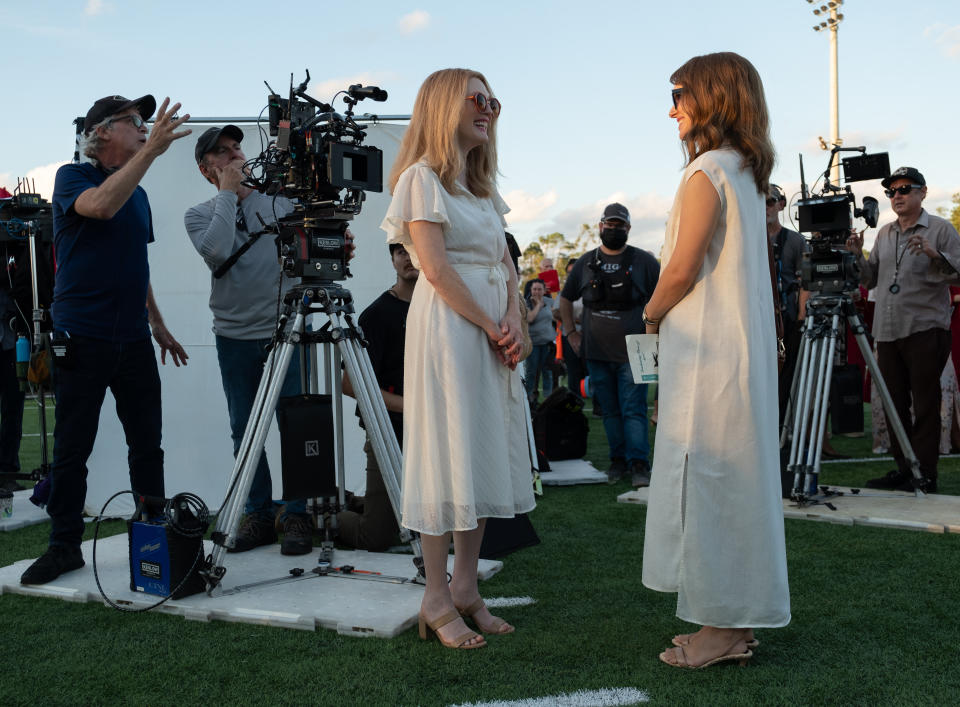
[2,395,959,706]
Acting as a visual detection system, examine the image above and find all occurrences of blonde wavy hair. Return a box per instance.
[389,68,498,199]
[671,52,775,195]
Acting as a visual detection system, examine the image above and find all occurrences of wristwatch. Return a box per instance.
[642,309,660,327]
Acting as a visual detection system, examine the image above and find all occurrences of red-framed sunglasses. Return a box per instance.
[465,93,501,116]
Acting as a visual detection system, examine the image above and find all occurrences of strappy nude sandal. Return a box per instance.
[456,598,515,635]
[418,610,486,649]
[672,632,759,650]
[660,644,753,669]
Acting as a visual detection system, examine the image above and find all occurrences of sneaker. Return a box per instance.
[606,458,627,484]
[20,545,84,585]
[228,514,277,553]
[865,469,909,490]
[630,460,651,488]
[280,514,313,556]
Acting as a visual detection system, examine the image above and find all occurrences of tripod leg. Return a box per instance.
[849,315,925,495]
[336,327,422,564]
[789,319,817,494]
[206,312,306,586]
[803,314,840,495]
[791,322,824,494]
[780,323,807,447]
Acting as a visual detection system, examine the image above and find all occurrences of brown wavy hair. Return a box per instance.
[671,52,774,195]
[389,68,498,199]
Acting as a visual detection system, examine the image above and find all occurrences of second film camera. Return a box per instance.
[244,70,386,283]
[796,147,889,294]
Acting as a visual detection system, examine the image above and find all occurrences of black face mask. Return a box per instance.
[600,227,628,250]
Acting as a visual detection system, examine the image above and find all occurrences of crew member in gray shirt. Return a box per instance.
[845,166,960,493]
[184,125,312,555]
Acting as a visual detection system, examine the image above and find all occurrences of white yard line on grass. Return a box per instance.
[451,688,650,707]
[483,596,536,608]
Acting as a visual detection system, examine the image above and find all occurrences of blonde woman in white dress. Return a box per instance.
[641,52,791,669]
[381,68,536,650]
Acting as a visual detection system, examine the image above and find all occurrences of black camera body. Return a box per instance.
[0,192,54,243]
[247,71,386,284]
[796,149,889,294]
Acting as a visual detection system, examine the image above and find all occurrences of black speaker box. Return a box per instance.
[277,394,337,499]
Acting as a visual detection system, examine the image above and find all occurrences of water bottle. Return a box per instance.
[15,335,30,391]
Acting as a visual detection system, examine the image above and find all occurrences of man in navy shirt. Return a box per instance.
[21,95,190,585]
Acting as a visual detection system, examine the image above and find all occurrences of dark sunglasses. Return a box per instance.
[766,198,780,206]
[884,184,922,198]
[465,93,501,116]
[109,114,146,129]
[671,88,683,109]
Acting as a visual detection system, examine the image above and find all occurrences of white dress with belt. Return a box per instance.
[642,148,791,628]
[381,161,536,535]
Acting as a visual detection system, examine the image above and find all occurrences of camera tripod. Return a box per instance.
[781,292,926,505]
[200,282,423,594]
[0,220,53,492]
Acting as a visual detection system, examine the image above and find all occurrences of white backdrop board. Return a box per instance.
[83,121,407,516]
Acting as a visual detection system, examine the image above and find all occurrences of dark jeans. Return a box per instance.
[48,335,163,548]
[0,346,25,474]
[777,317,803,426]
[336,437,400,551]
[586,359,649,465]
[214,335,304,519]
[561,334,585,398]
[877,327,952,482]
[524,343,554,403]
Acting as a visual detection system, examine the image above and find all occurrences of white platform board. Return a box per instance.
[539,459,607,486]
[0,489,49,532]
[0,535,502,637]
[618,486,960,534]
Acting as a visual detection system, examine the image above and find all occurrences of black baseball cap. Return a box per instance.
[83,95,156,133]
[194,125,244,164]
[601,202,630,224]
[881,166,925,189]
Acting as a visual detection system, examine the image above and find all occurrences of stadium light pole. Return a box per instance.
[808,0,845,184]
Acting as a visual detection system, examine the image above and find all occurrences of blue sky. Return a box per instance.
[2,0,958,252]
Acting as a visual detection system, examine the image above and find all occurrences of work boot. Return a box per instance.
[228,514,277,553]
[20,545,85,585]
[865,469,909,490]
[606,457,627,484]
[280,514,313,556]
[630,460,651,488]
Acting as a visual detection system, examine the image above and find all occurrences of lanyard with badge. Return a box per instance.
[889,229,909,294]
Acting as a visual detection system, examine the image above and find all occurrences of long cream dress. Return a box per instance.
[642,148,791,628]
[381,161,536,534]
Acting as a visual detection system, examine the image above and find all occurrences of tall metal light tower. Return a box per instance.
[808,0,845,184]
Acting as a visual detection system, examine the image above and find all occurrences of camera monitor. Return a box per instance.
[841,152,890,183]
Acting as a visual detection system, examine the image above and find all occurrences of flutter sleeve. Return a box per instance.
[381,162,450,247]
[491,189,511,228]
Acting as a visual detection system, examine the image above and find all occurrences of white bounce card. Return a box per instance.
[625,334,659,384]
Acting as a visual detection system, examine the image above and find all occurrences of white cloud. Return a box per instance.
[525,191,674,255]
[308,73,397,105]
[84,0,107,16]
[398,10,430,35]
[502,189,557,223]
[924,23,960,58]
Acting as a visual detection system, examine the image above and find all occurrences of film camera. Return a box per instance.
[244,70,386,283]
[0,187,53,244]
[796,148,889,294]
